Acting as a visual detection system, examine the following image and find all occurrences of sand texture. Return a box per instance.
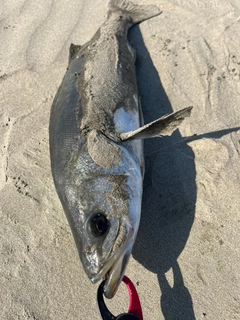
[0,0,240,319]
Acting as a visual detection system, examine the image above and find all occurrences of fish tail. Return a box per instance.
[108,0,161,25]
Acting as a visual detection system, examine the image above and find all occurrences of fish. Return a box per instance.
[49,0,192,299]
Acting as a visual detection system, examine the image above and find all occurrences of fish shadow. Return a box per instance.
[130,26,197,319]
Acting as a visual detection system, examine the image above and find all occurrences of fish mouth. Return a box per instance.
[103,248,131,299]
[90,226,134,299]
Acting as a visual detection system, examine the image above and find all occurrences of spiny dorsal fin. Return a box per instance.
[120,106,193,141]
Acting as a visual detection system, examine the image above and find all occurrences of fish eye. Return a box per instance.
[89,213,109,237]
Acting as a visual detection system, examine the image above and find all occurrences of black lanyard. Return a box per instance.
[97,276,143,320]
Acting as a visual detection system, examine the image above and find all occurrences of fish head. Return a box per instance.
[77,171,142,298]
[64,135,143,299]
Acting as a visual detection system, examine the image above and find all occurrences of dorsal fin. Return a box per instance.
[120,106,193,141]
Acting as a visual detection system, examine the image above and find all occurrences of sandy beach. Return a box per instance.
[1,0,240,319]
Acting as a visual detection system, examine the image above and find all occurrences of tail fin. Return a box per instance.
[108,0,161,25]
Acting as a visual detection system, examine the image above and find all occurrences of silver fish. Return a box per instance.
[49,0,192,298]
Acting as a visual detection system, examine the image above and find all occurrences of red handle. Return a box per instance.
[122,276,143,320]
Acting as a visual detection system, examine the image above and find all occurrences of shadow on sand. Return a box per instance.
[130,25,196,320]
[130,24,240,320]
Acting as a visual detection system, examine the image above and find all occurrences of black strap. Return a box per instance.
[97,280,140,320]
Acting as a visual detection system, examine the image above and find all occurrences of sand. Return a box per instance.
[0,0,239,319]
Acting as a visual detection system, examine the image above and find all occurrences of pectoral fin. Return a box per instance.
[120,106,193,141]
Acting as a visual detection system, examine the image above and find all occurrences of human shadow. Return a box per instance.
[129,25,197,319]
[129,19,240,319]
[130,24,240,320]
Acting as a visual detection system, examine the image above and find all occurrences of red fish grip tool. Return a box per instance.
[97,275,143,320]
